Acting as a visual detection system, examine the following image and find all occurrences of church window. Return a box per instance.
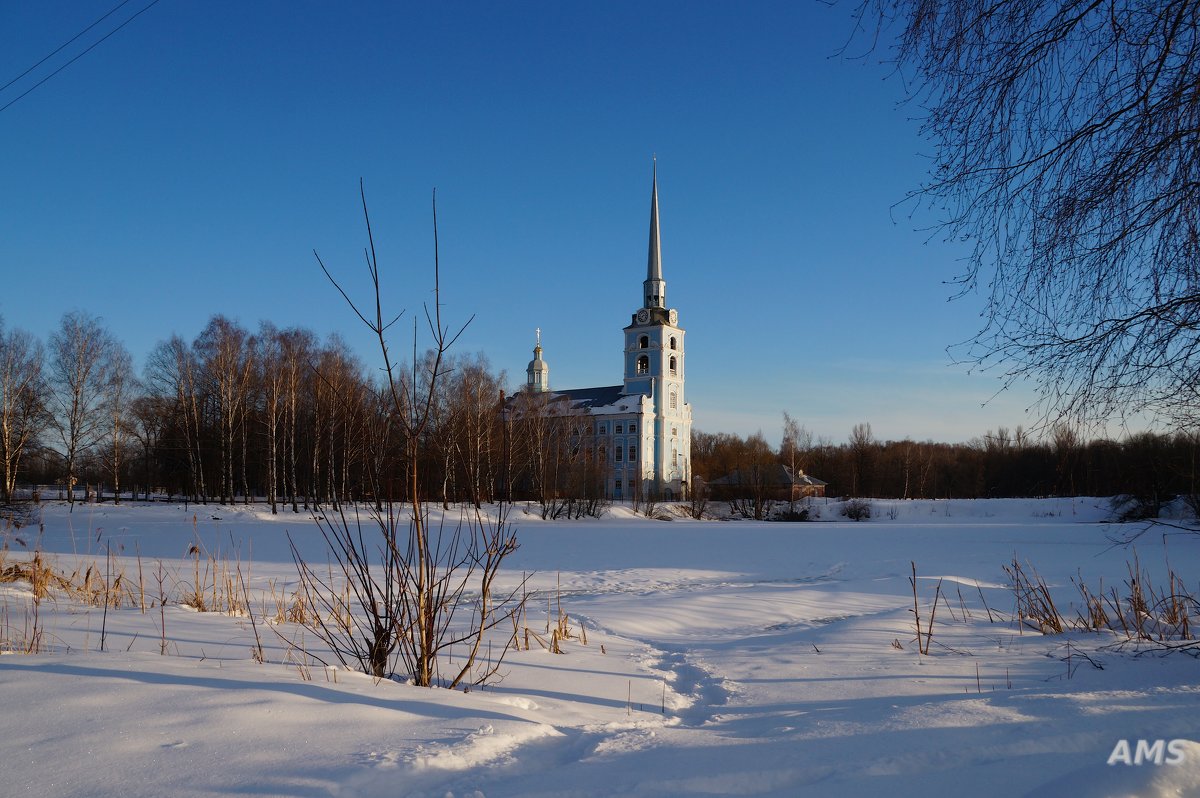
[616,446,623,462]
[639,335,649,349]
[669,356,677,376]
[629,422,636,433]
[615,423,623,433]
[628,445,637,461]
[637,355,649,375]
[598,445,607,461]
[670,337,677,350]
[670,390,677,410]
[597,423,607,435]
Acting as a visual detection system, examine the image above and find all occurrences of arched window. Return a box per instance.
[628,444,637,461]
[637,355,649,375]
[670,390,677,410]
[639,335,649,349]
[669,337,677,350]
[669,356,677,376]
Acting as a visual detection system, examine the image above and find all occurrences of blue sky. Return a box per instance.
[0,1,1042,445]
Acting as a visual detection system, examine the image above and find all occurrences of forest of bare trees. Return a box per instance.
[3,312,1199,511]
[0,311,636,512]
[693,420,1200,511]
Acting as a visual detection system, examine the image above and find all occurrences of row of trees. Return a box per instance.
[6,312,1200,510]
[0,312,132,504]
[693,419,1200,506]
[0,311,524,510]
[2,311,648,514]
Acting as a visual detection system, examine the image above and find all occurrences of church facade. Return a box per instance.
[520,164,693,500]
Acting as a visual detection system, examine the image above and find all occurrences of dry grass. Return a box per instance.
[265,578,314,626]
[1003,558,1066,634]
[179,545,248,615]
[0,532,273,660]
[1006,551,1197,649]
[1084,552,1197,643]
[509,575,581,655]
[909,561,943,655]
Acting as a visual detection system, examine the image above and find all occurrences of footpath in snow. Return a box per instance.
[1,497,1198,797]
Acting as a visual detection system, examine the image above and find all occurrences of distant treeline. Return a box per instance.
[692,422,1200,506]
[4,313,1197,510]
[4,312,643,513]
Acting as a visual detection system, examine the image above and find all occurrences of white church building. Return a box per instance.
[520,163,693,500]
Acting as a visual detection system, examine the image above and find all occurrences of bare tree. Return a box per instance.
[145,335,208,502]
[99,346,137,503]
[311,335,365,511]
[849,421,876,497]
[854,0,1200,425]
[195,316,255,504]
[781,412,812,476]
[452,355,504,508]
[128,394,168,501]
[297,182,524,687]
[256,323,284,513]
[279,327,315,512]
[0,322,49,502]
[781,411,812,512]
[47,311,118,504]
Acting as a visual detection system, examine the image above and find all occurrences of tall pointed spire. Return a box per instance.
[644,157,666,310]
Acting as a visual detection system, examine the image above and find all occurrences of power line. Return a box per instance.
[0,0,165,115]
[0,0,135,95]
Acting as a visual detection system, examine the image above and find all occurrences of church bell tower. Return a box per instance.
[526,328,549,393]
[623,159,691,495]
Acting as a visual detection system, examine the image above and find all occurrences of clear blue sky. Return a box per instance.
[0,1,1042,445]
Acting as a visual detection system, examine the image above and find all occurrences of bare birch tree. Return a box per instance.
[47,312,118,504]
[99,346,136,503]
[0,322,49,502]
[145,335,207,502]
[195,316,255,504]
[255,323,284,513]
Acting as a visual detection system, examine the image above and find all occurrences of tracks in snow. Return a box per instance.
[646,644,731,726]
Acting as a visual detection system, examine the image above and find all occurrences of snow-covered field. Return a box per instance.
[2,498,1199,797]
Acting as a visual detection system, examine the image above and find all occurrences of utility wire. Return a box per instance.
[0,0,165,115]
[0,0,135,95]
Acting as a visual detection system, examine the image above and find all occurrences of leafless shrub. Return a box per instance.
[301,183,526,688]
[292,503,526,685]
[687,480,709,520]
[841,499,872,522]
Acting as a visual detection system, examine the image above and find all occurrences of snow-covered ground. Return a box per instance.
[2,498,1199,797]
